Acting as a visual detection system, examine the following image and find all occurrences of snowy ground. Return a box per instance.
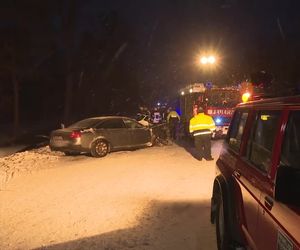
[0,140,223,250]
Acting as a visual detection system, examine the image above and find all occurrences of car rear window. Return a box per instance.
[281,111,300,169]
[68,118,101,128]
[246,110,281,173]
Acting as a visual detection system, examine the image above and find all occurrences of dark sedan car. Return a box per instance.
[50,116,153,157]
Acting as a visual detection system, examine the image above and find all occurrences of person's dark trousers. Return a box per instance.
[168,118,179,140]
[194,134,212,160]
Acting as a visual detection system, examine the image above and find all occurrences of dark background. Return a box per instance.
[0,0,300,142]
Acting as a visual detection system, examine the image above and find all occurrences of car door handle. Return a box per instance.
[264,196,274,210]
[234,170,241,178]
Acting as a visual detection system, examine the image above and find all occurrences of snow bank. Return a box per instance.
[0,146,63,190]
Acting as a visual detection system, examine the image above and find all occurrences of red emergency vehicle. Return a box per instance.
[179,83,241,137]
[211,92,300,250]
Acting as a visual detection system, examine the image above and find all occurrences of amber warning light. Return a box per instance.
[242,92,251,103]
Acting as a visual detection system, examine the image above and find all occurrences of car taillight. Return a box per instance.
[70,131,81,139]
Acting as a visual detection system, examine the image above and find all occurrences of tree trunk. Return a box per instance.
[62,0,77,125]
[64,73,73,124]
[12,71,20,142]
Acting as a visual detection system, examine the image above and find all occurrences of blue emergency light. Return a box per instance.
[205,82,213,89]
[215,117,222,124]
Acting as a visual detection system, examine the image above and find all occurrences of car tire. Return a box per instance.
[91,139,109,157]
[216,194,229,250]
[150,134,157,146]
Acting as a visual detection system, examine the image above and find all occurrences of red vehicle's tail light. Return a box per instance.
[70,131,81,139]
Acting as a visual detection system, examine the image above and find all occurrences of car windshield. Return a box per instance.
[68,118,101,129]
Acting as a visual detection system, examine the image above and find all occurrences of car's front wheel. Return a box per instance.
[91,139,109,157]
[216,194,229,250]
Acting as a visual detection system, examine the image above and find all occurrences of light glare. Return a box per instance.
[242,92,251,103]
[200,57,208,64]
[208,56,216,64]
[215,118,222,124]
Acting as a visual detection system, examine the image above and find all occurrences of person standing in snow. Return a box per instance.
[189,106,216,161]
[167,109,180,140]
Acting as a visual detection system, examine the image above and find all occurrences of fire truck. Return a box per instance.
[179,83,241,138]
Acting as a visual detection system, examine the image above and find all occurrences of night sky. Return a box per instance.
[0,0,300,138]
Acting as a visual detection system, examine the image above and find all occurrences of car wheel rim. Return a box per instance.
[95,141,108,156]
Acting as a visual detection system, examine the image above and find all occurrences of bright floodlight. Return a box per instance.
[208,56,216,64]
[200,56,208,64]
[189,88,193,93]
[181,91,185,95]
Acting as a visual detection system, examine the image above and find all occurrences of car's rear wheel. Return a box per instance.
[216,194,229,250]
[91,139,109,157]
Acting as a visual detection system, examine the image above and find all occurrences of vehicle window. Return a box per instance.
[123,119,144,129]
[97,119,125,129]
[205,90,240,107]
[227,110,248,152]
[247,111,281,172]
[136,114,149,122]
[281,111,300,169]
[68,118,101,128]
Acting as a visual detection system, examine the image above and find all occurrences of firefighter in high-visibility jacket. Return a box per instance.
[189,106,216,161]
[167,110,180,140]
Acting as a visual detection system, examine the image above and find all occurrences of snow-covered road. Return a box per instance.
[0,140,223,250]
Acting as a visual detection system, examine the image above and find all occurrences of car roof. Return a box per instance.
[237,95,300,108]
[85,116,134,120]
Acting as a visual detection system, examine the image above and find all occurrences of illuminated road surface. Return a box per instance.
[0,140,222,250]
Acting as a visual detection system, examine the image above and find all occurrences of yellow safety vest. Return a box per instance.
[167,110,180,122]
[189,113,216,136]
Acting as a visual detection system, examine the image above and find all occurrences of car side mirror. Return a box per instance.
[275,165,300,207]
[61,123,65,129]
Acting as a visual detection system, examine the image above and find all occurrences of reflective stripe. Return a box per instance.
[193,131,212,136]
[190,123,215,128]
[191,128,215,133]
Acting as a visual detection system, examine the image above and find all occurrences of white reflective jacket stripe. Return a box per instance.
[193,131,212,136]
[190,123,215,133]
[190,123,215,128]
